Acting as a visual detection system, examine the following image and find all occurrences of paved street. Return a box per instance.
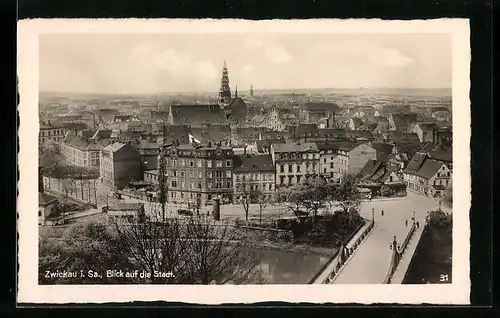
[334,191,444,284]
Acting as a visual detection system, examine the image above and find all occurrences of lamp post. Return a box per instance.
[372,208,375,223]
[413,210,416,224]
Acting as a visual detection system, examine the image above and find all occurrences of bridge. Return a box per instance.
[313,192,448,284]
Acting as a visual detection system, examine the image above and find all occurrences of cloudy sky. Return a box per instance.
[39,33,451,94]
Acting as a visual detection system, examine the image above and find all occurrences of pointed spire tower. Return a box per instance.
[218,60,232,108]
[235,85,238,98]
[250,84,254,97]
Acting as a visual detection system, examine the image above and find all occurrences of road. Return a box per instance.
[334,191,444,284]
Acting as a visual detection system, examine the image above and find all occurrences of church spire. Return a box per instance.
[235,85,238,98]
[218,60,231,107]
[250,84,254,97]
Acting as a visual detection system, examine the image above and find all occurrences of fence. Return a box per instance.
[383,222,417,284]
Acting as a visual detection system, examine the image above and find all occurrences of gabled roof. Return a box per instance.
[404,152,428,174]
[271,142,319,153]
[370,142,394,162]
[170,104,228,126]
[391,113,418,130]
[419,143,452,162]
[103,142,127,153]
[359,160,398,183]
[233,154,275,173]
[39,193,58,206]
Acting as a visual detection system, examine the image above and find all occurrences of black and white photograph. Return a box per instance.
[18,19,470,304]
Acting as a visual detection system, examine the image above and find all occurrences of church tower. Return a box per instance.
[218,61,232,107]
[250,84,254,97]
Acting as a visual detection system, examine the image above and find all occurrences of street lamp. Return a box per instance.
[413,210,416,224]
[372,208,375,222]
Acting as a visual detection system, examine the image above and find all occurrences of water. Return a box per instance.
[252,248,331,284]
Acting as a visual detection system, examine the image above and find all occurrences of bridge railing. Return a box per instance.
[310,219,375,284]
[383,222,417,284]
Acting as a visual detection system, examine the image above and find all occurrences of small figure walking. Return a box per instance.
[381,209,384,216]
[416,221,420,229]
[405,220,408,227]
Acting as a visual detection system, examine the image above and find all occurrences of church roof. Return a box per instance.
[170,105,228,126]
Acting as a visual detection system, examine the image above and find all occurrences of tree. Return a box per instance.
[39,216,135,284]
[237,176,261,222]
[60,178,75,208]
[331,173,362,214]
[257,190,271,225]
[274,178,329,224]
[157,146,168,222]
[441,185,452,208]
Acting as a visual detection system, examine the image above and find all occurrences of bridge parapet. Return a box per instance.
[310,219,375,284]
[383,221,417,284]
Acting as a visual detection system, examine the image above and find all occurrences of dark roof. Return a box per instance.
[414,158,446,179]
[359,160,397,183]
[391,113,418,130]
[255,139,286,152]
[162,125,191,145]
[345,130,374,140]
[404,152,428,174]
[190,125,231,143]
[170,104,228,126]
[227,97,248,121]
[419,123,439,131]
[419,143,452,162]
[233,154,275,173]
[350,117,364,126]
[39,193,58,206]
[389,131,421,144]
[316,140,362,152]
[150,110,170,122]
[61,122,88,130]
[290,124,319,139]
[136,139,160,150]
[318,128,347,139]
[370,142,394,162]
[272,142,319,153]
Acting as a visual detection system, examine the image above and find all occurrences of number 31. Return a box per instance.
[440,274,449,282]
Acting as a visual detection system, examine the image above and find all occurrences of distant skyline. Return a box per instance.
[39,33,452,94]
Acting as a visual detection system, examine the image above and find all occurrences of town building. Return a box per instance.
[388,113,418,133]
[134,139,160,171]
[411,123,439,143]
[403,152,452,197]
[160,143,235,206]
[144,169,159,185]
[226,88,249,125]
[300,102,339,125]
[38,167,61,226]
[358,160,402,185]
[60,129,113,168]
[232,154,275,203]
[100,142,143,190]
[39,120,65,146]
[270,142,320,187]
[104,202,145,223]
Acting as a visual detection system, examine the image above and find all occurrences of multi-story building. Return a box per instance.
[403,152,452,197]
[160,143,234,206]
[270,142,320,187]
[232,154,275,203]
[60,129,113,168]
[317,141,377,182]
[39,120,64,146]
[100,142,143,190]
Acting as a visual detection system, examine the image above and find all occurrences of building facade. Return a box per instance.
[403,152,452,197]
[39,121,65,146]
[160,143,234,206]
[233,154,275,203]
[100,142,143,190]
[270,143,320,188]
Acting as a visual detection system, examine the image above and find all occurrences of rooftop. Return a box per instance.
[233,154,275,173]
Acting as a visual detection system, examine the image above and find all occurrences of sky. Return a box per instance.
[39,33,452,94]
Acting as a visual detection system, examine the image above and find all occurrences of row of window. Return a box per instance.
[276,153,320,160]
[235,174,273,181]
[279,163,318,174]
[278,174,318,185]
[167,170,232,179]
[235,183,274,192]
[166,158,232,168]
[170,180,232,189]
[40,129,63,137]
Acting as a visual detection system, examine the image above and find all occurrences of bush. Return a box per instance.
[380,185,395,197]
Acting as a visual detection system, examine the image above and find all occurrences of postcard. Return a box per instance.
[17,18,470,304]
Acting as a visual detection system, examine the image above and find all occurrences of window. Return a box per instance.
[172,159,177,166]
[280,165,285,173]
[287,165,292,173]
[181,192,184,198]
[216,181,223,189]
[216,171,223,178]
[207,171,213,178]
[226,160,232,167]
[180,159,185,166]
[280,176,285,184]
[330,163,333,169]
[236,175,240,181]
[447,172,450,177]
[197,160,202,168]
[308,154,313,159]
[181,181,185,188]
[171,180,177,187]
[296,165,301,172]
[207,160,212,168]
[227,181,232,188]
[180,171,185,177]
[323,158,326,163]
[189,160,194,167]
[216,160,223,168]
[269,184,272,190]
[198,172,203,178]
[324,168,327,173]
[207,183,212,189]
[226,171,232,178]
[207,194,212,200]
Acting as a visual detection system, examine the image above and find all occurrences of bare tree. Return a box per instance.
[331,173,362,214]
[237,176,260,222]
